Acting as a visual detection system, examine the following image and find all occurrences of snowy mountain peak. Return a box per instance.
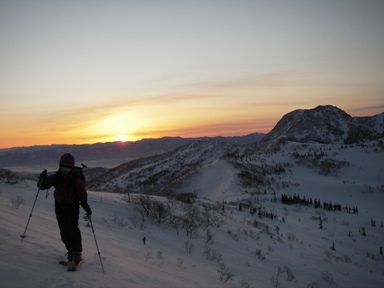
[262,105,383,144]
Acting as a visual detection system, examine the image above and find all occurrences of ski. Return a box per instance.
[59,260,72,266]
[67,260,84,272]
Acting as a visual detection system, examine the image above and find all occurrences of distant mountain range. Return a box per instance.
[1,105,382,175]
[0,133,264,171]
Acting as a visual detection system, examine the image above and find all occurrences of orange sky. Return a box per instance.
[1,1,383,149]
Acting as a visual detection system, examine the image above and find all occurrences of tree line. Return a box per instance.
[281,193,358,214]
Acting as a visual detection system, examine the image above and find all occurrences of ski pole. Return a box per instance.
[20,187,40,241]
[88,216,105,273]
[20,169,46,242]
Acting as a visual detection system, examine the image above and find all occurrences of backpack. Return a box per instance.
[71,166,86,184]
[55,165,86,187]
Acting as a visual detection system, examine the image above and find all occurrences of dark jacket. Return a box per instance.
[40,171,87,205]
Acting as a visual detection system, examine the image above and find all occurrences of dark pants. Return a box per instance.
[55,203,82,253]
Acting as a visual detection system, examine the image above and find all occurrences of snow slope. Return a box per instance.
[178,159,242,202]
[1,141,384,288]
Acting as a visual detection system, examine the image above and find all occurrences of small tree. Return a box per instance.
[134,195,153,217]
[124,185,132,203]
[201,203,220,230]
[181,205,201,238]
[169,214,182,234]
[152,201,170,225]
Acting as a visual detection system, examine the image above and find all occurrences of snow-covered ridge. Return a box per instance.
[262,105,384,144]
[86,105,384,195]
[1,135,383,287]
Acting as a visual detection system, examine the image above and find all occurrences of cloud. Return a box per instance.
[347,105,384,115]
[130,117,273,139]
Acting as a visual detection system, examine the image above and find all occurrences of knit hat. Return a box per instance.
[59,153,75,168]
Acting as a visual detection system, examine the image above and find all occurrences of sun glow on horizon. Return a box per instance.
[1,2,383,150]
[114,135,130,142]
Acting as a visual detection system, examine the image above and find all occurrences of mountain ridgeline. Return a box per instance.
[1,105,383,195]
[0,134,264,169]
[86,105,383,194]
[262,105,384,144]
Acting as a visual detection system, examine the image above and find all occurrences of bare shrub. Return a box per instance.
[344,254,352,263]
[1,168,19,184]
[205,229,214,245]
[130,215,140,228]
[318,158,349,176]
[322,271,337,286]
[285,265,295,281]
[286,232,295,242]
[217,263,235,283]
[335,254,352,264]
[366,252,375,260]
[307,281,320,288]
[276,234,284,243]
[324,250,333,263]
[177,257,183,267]
[151,261,164,268]
[156,250,164,260]
[11,195,25,209]
[277,265,295,281]
[254,249,266,262]
[109,214,128,227]
[239,279,252,288]
[228,229,240,241]
[184,241,195,254]
[243,259,250,267]
[271,275,281,288]
[204,245,222,262]
[144,251,152,262]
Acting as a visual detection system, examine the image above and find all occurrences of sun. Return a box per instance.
[115,135,129,142]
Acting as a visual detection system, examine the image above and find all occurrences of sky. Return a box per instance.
[1,0,384,149]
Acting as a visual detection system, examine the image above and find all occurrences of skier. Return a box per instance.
[38,153,92,265]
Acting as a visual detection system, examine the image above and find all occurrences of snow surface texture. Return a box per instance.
[1,141,384,288]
